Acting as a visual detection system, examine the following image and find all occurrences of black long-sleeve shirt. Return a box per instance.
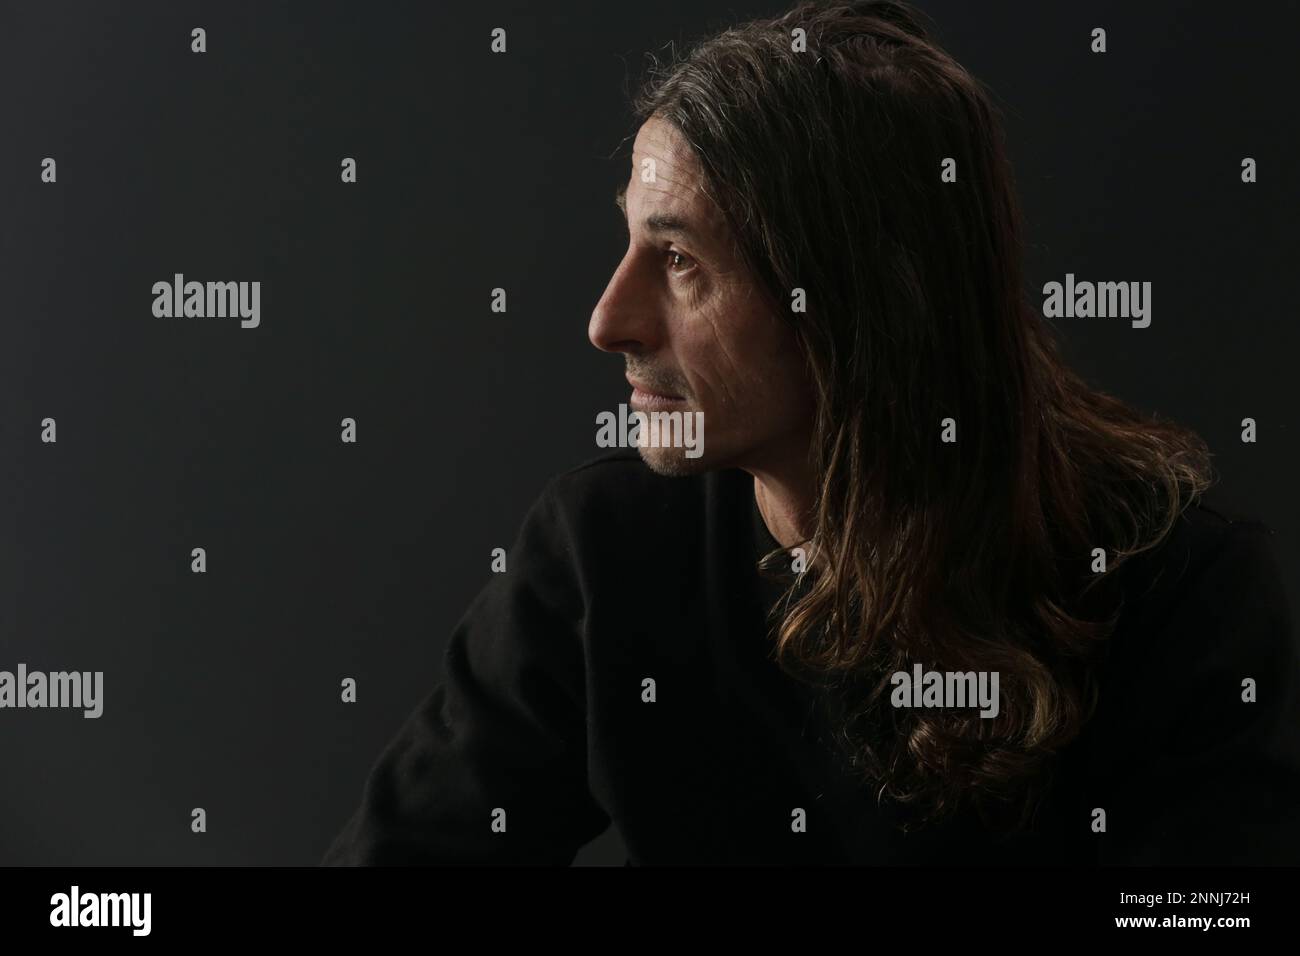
[321,450,1300,865]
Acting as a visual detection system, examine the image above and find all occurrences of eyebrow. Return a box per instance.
[614,183,701,241]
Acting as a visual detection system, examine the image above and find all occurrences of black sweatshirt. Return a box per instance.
[321,450,1300,865]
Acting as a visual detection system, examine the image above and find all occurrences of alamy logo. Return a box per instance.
[152,273,260,328]
[1042,273,1151,328]
[890,664,1000,718]
[0,663,103,718]
[50,885,151,936]
[595,404,704,458]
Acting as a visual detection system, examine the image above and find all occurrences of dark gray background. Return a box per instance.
[0,0,1295,865]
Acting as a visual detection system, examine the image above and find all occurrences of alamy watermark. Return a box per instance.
[50,886,150,936]
[595,403,704,458]
[0,663,103,718]
[152,273,260,328]
[890,664,1000,718]
[1042,273,1151,328]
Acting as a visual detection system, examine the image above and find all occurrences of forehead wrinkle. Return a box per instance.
[632,139,703,198]
[625,177,734,260]
[627,122,735,257]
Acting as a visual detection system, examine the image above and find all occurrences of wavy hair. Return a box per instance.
[630,0,1215,830]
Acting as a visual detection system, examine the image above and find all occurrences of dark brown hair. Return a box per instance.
[631,0,1214,830]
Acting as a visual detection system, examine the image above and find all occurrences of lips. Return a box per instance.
[626,376,685,401]
[626,376,687,411]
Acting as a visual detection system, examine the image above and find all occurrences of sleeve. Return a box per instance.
[319,479,611,865]
[1095,521,1300,865]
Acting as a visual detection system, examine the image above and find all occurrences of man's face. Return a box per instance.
[588,116,814,477]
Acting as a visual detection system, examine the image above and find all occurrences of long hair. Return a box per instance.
[631,0,1215,831]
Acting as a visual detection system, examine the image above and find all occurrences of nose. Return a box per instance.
[588,249,662,355]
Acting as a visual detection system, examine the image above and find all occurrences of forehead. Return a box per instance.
[630,118,701,195]
[622,118,730,244]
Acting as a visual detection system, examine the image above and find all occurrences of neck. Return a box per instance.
[748,461,816,551]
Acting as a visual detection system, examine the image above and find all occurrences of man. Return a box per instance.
[322,0,1300,864]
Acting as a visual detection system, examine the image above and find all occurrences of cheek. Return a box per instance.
[743,313,803,389]
[751,330,814,426]
[681,281,800,411]
[672,318,737,406]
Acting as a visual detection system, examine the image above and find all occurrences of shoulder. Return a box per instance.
[1117,492,1286,619]
[1080,493,1300,863]
[1099,491,1293,703]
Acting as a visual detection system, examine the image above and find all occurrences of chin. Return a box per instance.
[636,445,715,477]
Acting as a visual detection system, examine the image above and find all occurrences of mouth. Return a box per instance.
[626,376,687,409]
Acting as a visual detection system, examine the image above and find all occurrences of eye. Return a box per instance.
[666,250,696,276]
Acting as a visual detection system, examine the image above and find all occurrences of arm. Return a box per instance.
[320,480,610,865]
